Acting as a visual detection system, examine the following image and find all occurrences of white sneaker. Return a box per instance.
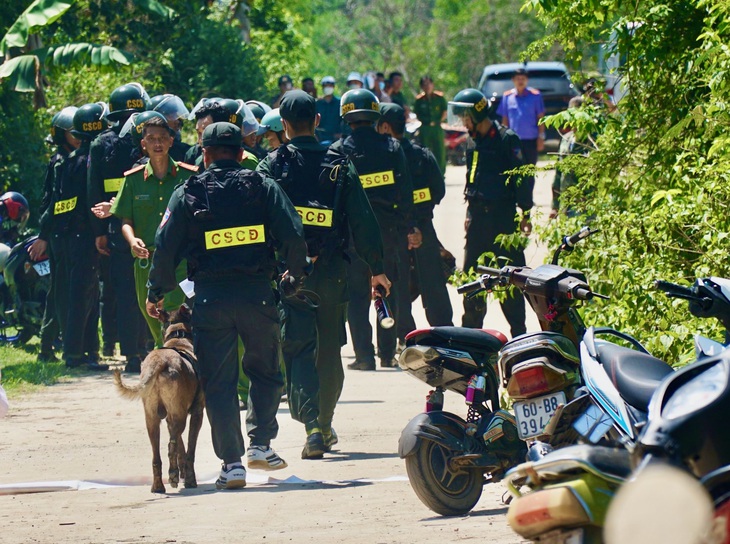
[216,464,247,490]
[247,445,288,471]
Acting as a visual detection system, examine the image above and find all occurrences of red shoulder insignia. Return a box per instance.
[528,87,541,95]
[415,92,425,99]
[177,162,198,172]
[503,89,516,96]
[433,90,444,96]
[123,164,145,177]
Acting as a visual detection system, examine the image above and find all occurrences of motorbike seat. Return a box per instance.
[424,326,508,350]
[532,444,633,481]
[595,342,673,411]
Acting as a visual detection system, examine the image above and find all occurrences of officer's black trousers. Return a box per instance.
[280,295,320,431]
[109,233,148,356]
[521,139,538,199]
[193,281,284,463]
[397,219,454,341]
[98,255,118,349]
[39,246,60,353]
[462,204,526,337]
[347,222,402,362]
[51,232,100,359]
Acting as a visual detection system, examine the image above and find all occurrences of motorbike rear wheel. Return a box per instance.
[405,437,484,516]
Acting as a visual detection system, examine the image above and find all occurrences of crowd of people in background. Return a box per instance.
[7,64,562,486]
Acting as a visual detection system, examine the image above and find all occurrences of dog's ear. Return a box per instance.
[157,309,170,323]
[179,303,191,318]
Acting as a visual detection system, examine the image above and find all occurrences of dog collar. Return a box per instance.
[167,328,193,340]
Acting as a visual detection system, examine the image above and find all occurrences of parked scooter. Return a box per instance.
[504,276,730,543]
[398,227,607,515]
[0,235,51,343]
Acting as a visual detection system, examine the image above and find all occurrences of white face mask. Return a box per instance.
[323,86,335,96]
[348,83,361,90]
[284,83,293,91]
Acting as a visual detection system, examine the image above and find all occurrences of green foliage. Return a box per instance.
[533,0,730,364]
[302,0,557,98]
[0,0,73,54]
[0,84,46,218]
[0,43,132,92]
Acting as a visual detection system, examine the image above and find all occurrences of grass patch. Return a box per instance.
[0,343,75,396]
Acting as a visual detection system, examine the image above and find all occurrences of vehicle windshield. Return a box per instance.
[482,70,575,98]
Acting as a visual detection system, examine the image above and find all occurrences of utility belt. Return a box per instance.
[192,268,273,286]
[466,197,517,215]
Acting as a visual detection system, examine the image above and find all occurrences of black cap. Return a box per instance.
[278,74,293,86]
[513,67,528,76]
[280,90,316,121]
[378,103,406,132]
[202,122,242,148]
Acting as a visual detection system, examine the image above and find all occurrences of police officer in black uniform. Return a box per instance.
[88,83,150,370]
[32,106,79,362]
[449,88,532,337]
[257,90,388,458]
[331,89,422,370]
[146,122,308,489]
[38,103,108,371]
[377,103,453,340]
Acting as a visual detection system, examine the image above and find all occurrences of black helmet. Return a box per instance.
[106,83,150,121]
[0,191,29,231]
[207,99,258,136]
[378,103,406,134]
[448,88,494,126]
[245,100,271,122]
[340,89,380,122]
[71,102,109,140]
[119,111,169,146]
[49,106,78,146]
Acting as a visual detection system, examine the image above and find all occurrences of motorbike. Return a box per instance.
[443,124,468,166]
[504,276,730,543]
[0,235,51,344]
[397,227,608,516]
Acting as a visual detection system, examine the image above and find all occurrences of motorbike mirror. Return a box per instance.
[604,464,716,544]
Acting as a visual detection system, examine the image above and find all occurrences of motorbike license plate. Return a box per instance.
[32,261,51,276]
[540,528,584,544]
[514,391,567,440]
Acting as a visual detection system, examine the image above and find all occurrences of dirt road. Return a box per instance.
[0,163,553,544]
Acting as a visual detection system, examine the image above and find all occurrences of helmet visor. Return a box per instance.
[447,101,475,129]
[237,101,260,137]
[118,113,138,139]
[188,98,208,120]
[154,96,190,121]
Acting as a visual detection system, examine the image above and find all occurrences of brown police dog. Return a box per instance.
[113,304,204,493]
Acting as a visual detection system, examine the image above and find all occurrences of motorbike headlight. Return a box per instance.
[662,362,728,420]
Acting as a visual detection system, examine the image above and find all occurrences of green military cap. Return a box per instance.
[379,103,406,130]
[202,122,242,148]
[279,90,316,121]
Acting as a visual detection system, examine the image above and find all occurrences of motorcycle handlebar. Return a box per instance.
[573,287,594,301]
[565,226,594,248]
[456,279,485,295]
[655,280,697,299]
[476,266,504,276]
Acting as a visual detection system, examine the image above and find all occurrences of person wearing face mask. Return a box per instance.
[346,72,364,90]
[367,71,391,104]
[271,74,294,109]
[448,88,531,338]
[316,76,342,144]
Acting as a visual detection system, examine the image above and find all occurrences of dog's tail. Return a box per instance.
[112,369,143,401]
